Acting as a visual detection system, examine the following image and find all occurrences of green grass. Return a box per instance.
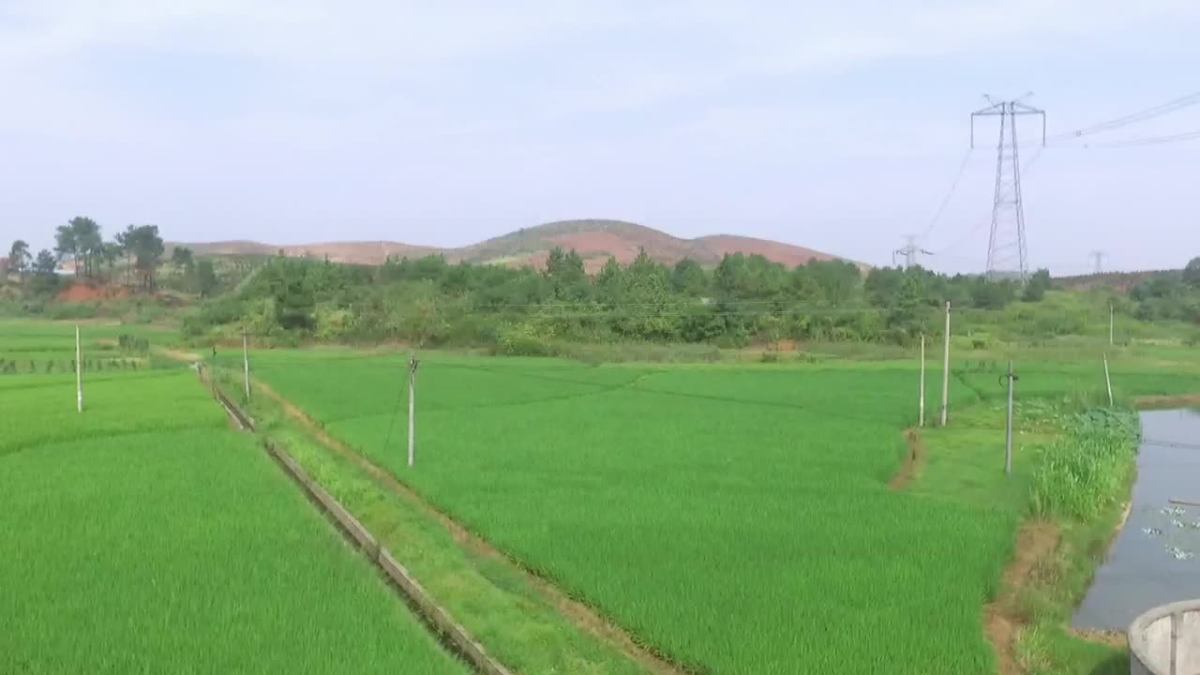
[0,319,171,373]
[9,317,1197,674]
[243,341,1199,674]
[910,344,1197,675]
[224,377,649,674]
[0,352,467,672]
[247,352,1014,673]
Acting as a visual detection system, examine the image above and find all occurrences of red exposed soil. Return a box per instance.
[888,429,925,490]
[985,521,1061,675]
[57,282,130,303]
[176,240,436,264]
[1054,270,1170,293]
[693,234,838,268]
[1135,392,1200,410]
[173,219,860,271]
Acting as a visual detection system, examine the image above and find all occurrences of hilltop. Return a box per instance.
[178,219,851,272]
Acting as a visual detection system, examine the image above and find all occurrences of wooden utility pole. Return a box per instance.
[242,330,251,401]
[408,356,419,467]
[1103,355,1114,407]
[1005,361,1016,476]
[941,301,951,427]
[919,334,926,428]
[75,324,84,413]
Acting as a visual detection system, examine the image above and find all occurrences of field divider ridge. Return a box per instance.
[200,367,514,675]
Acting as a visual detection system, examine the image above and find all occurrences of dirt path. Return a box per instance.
[1134,392,1200,410]
[888,429,925,490]
[151,345,202,362]
[985,520,1061,675]
[254,380,685,675]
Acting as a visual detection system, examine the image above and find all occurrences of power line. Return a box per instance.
[929,216,991,257]
[1047,90,1200,142]
[927,144,1043,264]
[919,148,974,240]
[1088,128,1200,148]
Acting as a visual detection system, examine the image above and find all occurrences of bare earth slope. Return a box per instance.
[176,219,851,270]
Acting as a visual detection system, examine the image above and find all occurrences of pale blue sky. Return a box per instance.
[1,1,1197,273]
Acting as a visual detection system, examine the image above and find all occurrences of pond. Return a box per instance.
[1073,408,1200,632]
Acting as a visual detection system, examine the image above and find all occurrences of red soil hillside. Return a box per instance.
[1053,270,1173,293]
[177,240,436,265]
[57,282,130,303]
[176,219,859,271]
[693,234,839,268]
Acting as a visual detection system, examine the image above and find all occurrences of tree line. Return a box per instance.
[1128,257,1200,323]
[4,217,216,296]
[184,247,1057,349]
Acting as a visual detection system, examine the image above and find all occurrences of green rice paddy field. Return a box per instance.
[240,345,1198,674]
[0,324,466,673]
[6,316,1199,674]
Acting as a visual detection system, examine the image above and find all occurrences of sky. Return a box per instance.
[1,1,1197,274]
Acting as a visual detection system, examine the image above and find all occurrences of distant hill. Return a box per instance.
[178,240,436,263]
[176,219,855,272]
[1054,269,1175,292]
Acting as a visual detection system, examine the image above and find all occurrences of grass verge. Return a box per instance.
[915,399,1140,675]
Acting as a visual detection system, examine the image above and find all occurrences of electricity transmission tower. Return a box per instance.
[971,96,1046,281]
[893,235,932,268]
[1091,250,1105,274]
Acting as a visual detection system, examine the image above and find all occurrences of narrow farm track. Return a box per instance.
[888,429,926,491]
[253,378,687,675]
[1134,392,1200,410]
[985,521,1061,675]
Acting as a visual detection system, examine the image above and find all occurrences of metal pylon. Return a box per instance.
[971,98,1045,281]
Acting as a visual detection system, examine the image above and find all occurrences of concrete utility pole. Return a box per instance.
[407,355,419,468]
[1104,355,1114,407]
[1005,361,1017,476]
[242,330,251,401]
[1109,303,1115,347]
[75,324,83,413]
[919,334,927,428]
[941,301,951,426]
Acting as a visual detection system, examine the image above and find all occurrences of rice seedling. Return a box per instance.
[0,360,467,673]
[245,348,1197,673]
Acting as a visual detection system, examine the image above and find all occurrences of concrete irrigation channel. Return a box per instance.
[1129,599,1200,675]
[201,367,513,675]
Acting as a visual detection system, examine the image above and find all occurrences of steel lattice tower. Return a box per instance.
[970,98,1045,281]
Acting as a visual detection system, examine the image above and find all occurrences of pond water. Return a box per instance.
[1073,408,1200,631]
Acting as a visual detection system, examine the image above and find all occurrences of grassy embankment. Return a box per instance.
[914,343,1199,675]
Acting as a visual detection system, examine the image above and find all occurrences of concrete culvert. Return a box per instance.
[1129,599,1200,674]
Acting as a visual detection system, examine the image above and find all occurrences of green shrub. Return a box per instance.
[1030,408,1139,520]
[494,322,558,356]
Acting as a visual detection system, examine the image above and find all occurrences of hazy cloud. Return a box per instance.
[1,1,1198,272]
